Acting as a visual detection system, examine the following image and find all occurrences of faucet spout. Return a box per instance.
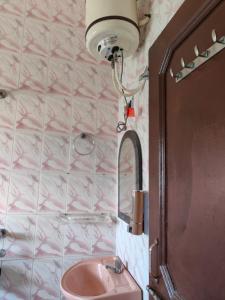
[105,256,124,274]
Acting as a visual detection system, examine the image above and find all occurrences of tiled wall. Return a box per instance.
[116,1,185,299]
[0,1,118,299]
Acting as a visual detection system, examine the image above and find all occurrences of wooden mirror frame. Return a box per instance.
[118,130,142,224]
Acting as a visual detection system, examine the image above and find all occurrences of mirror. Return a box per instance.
[118,130,142,224]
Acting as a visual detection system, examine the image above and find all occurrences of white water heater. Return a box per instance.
[85,0,140,62]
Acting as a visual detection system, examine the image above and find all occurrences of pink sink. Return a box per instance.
[60,256,142,300]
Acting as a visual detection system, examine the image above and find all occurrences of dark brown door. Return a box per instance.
[148,1,225,299]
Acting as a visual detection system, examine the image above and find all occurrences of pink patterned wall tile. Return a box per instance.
[0,213,5,250]
[42,134,69,171]
[0,213,5,227]
[73,64,97,100]
[95,174,117,212]
[0,0,125,297]
[16,93,45,131]
[96,138,117,174]
[0,0,25,16]
[8,172,39,213]
[52,0,80,26]
[72,98,96,134]
[45,96,72,133]
[64,223,91,256]
[136,53,146,75]
[67,174,94,213]
[76,48,98,66]
[50,24,76,61]
[31,258,62,300]
[0,94,16,129]
[0,171,10,213]
[74,1,85,28]
[70,140,95,173]
[0,131,13,170]
[91,224,115,255]
[0,15,23,53]
[97,81,118,103]
[0,51,20,88]
[39,173,67,213]
[97,102,117,138]
[13,133,42,170]
[71,0,85,28]
[5,215,36,258]
[35,215,63,257]
[23,19,50,57]
[73,27,88,62]
[63,256,92,276]
[48,58,73,96]
[135,87,148,123]
[95,65,118,103]
[0,260,32,300]
[74,28,99,65]
[122,59,137,83]
[20,54,48,92]
[26,0,51,21]
[152,0,184,26]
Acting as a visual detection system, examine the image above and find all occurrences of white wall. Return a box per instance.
[116,1,185,299]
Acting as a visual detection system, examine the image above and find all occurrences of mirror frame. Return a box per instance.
[118,130,142,224]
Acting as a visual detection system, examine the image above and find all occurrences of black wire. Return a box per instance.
[120,50,124,82]
[120,50,128,106]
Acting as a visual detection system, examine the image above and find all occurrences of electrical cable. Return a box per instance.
[120,50,128,107]
[116,50,129,133]
[138,14,151,27]
[112,51,146,97]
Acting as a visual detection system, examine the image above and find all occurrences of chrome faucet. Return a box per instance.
[105,256,124,274]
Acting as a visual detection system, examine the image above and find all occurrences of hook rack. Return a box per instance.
[170,29,225,83]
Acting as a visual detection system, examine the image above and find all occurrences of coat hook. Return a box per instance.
[194,45,210,58]
[181,57,195,69]
[212,29,225,44]
[170,68,174,78]
[169,68,183,80]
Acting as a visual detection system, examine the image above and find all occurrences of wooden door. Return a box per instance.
[148,1,225,299]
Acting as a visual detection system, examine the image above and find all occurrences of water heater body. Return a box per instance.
[85,0,140,61]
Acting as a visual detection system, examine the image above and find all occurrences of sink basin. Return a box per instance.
[60,256,142,300]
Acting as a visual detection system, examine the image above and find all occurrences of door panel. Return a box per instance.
[149,1,225,299]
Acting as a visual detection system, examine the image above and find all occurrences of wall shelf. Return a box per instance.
[59,213,117,224]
